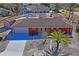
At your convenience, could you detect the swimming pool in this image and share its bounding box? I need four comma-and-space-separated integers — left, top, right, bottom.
6, 27, 44, 40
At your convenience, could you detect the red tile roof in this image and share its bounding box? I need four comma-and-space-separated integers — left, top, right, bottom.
0, 16, 20, 26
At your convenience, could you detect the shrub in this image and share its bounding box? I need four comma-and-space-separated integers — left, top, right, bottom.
61, 11, 70, 16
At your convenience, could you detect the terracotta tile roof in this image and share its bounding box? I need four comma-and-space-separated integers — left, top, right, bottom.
0, 16, 20, 26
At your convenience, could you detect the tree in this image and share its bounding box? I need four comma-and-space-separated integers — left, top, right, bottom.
62, 3, 78, 21
62, 4, 79, 33
13, 4, 23, 15
49, 3, 59, 17
43, 31, 70, 56
67, 4, 76, 21
0, 3, 23, 16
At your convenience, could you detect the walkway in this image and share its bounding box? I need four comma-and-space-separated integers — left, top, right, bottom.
0, 40, 26, 56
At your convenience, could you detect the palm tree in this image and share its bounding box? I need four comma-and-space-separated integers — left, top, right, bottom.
44, 31, 70, 56
63, 3, 78, 22
49, 4, 56, 17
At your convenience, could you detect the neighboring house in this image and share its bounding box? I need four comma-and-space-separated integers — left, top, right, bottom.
0, 20, 16, 39
23, 4, 49, 13
0, 20, 16, 33
23, 4, 49, 17
0, 16, 20, 26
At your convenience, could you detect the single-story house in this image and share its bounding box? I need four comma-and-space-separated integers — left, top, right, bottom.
12, 18, 73, 36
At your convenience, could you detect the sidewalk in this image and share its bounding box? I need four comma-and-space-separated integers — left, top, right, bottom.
0, 40, 26, 56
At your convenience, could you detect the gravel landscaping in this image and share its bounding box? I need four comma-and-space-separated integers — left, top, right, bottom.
22, 36, 79, 56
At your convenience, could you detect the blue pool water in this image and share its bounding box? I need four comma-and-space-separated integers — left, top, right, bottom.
6, 27, 44, 40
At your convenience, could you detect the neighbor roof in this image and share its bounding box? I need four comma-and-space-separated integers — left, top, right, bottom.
26, 4, 49, 13
0, 16, 20, 26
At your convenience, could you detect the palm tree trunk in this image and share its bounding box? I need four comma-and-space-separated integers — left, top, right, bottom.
53, 41, 59, 56
56, 41, 59, 52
